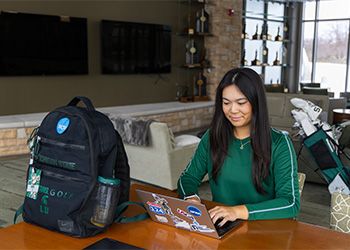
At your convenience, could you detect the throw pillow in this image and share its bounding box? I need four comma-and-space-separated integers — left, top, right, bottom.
174, 135, 200, 148
330, 192, 350, 233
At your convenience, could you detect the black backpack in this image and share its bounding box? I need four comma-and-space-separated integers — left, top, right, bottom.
14, 96, 147, 237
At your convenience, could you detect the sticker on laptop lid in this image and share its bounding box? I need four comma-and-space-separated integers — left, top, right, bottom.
147, 201, 165, 215
187, 206, 202, 217
155, 215, 168, 223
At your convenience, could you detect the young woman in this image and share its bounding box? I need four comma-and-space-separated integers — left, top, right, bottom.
177, 68, 300, 227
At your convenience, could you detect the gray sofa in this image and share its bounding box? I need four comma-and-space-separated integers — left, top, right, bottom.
266, 93, 347, 184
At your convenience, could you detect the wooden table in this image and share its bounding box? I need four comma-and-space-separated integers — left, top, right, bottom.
333, 108, 350, 123
1, 183, 350, 249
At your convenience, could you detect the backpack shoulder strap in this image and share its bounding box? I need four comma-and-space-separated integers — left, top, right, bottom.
14, 203, 24, 224
114, 201, 149, 223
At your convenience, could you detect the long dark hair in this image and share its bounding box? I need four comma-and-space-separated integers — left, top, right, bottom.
209, 68, 271, 194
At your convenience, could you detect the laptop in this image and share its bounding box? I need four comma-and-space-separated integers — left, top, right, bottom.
136, 189, 242, 239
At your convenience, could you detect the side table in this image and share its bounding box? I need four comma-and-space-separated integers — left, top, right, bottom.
333, 108, 350, 124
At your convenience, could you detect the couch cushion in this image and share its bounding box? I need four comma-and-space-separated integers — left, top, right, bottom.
266, 93, 286, 117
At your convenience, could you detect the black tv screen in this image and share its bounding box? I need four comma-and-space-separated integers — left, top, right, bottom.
0, 11, 88, 76
101, 20, 171, 74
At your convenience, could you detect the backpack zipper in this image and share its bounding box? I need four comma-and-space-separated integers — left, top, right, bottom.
39, 136, 86, 151
42, 169, 83, 183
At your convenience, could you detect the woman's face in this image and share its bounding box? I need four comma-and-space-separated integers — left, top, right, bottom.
222, 84, 252, 130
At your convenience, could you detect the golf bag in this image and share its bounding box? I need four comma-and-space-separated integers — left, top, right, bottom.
291, 98, 350, 194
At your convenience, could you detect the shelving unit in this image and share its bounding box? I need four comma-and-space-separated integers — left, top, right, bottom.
178, 0, 212, 101
241, 0, 290, 86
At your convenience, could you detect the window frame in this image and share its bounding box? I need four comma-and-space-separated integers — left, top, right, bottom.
301, 0, 350, 92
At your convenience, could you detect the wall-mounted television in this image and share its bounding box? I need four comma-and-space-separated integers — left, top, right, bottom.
101, 20, 171, 74
0, 11, 88, 76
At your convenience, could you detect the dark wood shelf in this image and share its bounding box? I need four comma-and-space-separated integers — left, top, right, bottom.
182, 64, 202, 69
244, 64, 288, 67
242, 38, 289, 43
179, 0, 215, 6
177, 32, 214, 37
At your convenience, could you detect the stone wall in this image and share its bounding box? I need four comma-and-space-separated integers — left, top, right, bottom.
0, 128, 35, 157
0, 105, 214, 157
137, 105, 214, 134
205, 0, 242, 99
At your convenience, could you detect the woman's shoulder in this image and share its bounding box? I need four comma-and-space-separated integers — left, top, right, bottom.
200, 129, 210, 142
270, 127, 292, 147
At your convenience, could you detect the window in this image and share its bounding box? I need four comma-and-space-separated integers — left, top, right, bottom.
300, 0, 350, 97
242, 0, 287, 85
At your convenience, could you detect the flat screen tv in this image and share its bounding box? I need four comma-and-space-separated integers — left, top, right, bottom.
101, 20, 171, 74
0, 11, 88, 76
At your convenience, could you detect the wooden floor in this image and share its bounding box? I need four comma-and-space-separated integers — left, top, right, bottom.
0, 155, 330, 229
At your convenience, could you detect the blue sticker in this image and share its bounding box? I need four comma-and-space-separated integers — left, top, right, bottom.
56, 117, 70, 134
147, 201, 165, 215
187, 206, 201, 217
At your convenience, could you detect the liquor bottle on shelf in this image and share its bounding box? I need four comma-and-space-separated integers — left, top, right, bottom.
251, 50, 261, 66
185, 39, 199, 66
252, 24, 259, 40
193, 71, 207, 97
273, 51, 281, 66
195, 8, 209, 33
241, 21, 249, 39
275, 26, 282, 41
241, 49, 248, 66
262, 44, 269, 65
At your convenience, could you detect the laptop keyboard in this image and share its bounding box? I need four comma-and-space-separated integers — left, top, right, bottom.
214, 218, 242, 237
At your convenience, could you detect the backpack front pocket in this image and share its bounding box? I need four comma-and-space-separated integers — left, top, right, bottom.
23, 164, 91, 235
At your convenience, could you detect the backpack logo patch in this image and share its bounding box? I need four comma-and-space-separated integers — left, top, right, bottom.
56, 117, 70, 134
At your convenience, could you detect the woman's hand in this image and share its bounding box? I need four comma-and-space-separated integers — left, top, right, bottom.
184, 197, 201, 204
209, 205, 248, 227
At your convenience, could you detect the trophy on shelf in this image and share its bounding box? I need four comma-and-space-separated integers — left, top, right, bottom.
261, 44, 269, 66
259, 23, 271, 40
185, 39, 199, 66
193, 72, 208, 101
275, 26, 283, 41
195, 8, 209, 34
241, 21, 249, 39
261, 23, 267, 40
283, 21, 289, 40
252, 24, 260, 40
241, 49, 248, 66
282, 44, 288, 65
273, 51, 281, 66
251, 50, 261, 66
200, 48, 211, 71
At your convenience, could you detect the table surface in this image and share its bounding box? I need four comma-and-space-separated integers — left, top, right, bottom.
1, 183, 349, 250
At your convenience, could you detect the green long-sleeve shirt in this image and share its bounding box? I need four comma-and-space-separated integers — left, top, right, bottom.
177, 128, 300, 220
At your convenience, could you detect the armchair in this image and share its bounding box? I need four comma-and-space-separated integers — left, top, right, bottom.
124, 122, 201, 190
